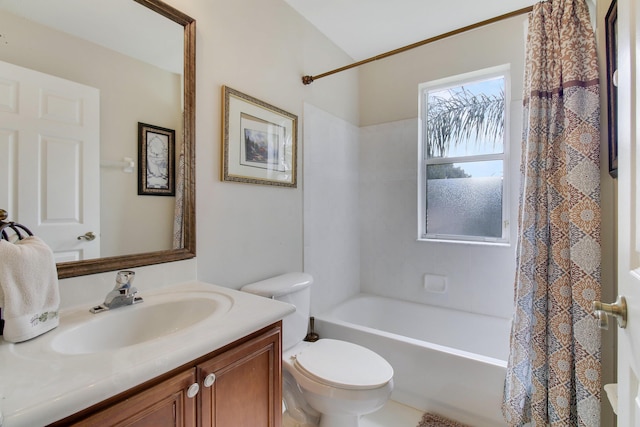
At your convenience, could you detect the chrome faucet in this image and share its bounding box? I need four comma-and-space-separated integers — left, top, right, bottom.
90, 270, 143, 313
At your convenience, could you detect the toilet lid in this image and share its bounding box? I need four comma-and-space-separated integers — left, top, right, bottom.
293, 339, 393, 390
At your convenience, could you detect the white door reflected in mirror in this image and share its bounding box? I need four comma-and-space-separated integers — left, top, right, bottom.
0, 60, 100, 262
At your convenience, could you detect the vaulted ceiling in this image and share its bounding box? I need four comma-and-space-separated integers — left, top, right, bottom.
283, 0, 538, 61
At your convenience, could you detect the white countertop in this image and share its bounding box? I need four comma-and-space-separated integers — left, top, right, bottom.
0, 281, 294, 427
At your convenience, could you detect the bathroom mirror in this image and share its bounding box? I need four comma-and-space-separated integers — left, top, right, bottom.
0, 0, 196, 278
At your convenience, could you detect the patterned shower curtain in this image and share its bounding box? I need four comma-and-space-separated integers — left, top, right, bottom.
502, 0, 601, 426
172, 151, 185, 249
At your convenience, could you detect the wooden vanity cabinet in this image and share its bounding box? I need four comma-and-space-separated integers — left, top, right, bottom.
199, 324, 281, 427
69, 369, 197, 427
49, 323, 282, 427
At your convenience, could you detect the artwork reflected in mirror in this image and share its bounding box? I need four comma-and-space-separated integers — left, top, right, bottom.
138, 122, 175, 196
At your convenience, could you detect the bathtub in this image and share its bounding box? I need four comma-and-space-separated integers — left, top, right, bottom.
314, 294, 511, 427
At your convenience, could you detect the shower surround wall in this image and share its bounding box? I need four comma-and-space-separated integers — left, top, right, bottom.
303, 16, 530, 321
359, 118, 519, 318
303, 107, 519, 319
356, 14, 530, 319
303, 103, 361, 315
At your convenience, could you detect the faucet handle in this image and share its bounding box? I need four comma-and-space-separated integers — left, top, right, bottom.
114, 270, 136, 290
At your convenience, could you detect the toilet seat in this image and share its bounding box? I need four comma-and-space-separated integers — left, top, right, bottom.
293, 339, 393, 390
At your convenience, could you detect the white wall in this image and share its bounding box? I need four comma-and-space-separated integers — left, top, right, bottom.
357, 16, 527, 319
303, 103, 361, 315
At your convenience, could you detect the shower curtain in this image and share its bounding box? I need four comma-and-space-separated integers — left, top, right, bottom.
502, 0, 601, 426
172, 151, 185, 249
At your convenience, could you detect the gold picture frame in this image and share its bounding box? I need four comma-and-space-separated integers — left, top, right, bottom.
222, 86, 297, 187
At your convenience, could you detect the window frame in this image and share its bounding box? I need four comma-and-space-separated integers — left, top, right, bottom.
417, 65, 511, 245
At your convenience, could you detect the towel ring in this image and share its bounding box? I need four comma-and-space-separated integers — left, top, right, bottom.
0, 222, 34, 241
0, 209, 34, 241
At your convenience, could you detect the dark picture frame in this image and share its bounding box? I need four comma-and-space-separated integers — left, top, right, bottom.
138, 122, 175, 196
222, 86, 297, 187
605, 0, 618, 178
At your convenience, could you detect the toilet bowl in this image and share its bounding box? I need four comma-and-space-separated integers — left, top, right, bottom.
284, 340, 393, 427
241, 273, 394, 427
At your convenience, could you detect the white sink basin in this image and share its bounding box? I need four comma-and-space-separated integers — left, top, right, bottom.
51, 293, 232, 355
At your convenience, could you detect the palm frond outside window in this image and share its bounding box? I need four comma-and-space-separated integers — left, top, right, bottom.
426, 86, 505, 158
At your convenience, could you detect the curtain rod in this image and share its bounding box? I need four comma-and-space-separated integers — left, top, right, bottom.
301, 5, 534, 85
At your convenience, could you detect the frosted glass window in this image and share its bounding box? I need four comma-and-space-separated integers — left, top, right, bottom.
426, 162, 503, 238
418, 66, 510, 243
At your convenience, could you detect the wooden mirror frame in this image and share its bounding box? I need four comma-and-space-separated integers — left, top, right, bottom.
56, 0, 196, 279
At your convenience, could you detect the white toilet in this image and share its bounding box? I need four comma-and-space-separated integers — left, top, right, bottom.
242, 273, 394, 427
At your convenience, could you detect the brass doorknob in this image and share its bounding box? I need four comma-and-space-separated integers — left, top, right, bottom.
77, 232, 96, 241
593, 296, 627, 329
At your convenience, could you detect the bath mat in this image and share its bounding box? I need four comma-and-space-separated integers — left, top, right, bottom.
417, 412, 471, 427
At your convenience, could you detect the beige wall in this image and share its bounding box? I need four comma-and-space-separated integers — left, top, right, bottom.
0, 11, 182, 257
164, 0, 360, 287
358, 16, 526, 127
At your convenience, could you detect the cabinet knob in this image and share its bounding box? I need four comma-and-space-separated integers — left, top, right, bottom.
204, 373, 216, 387
186, 382, 200, 398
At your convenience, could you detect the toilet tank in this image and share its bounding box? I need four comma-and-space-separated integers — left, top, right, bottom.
241, 273, 313, 351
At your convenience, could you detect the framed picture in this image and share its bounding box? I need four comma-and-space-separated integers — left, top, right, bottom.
138, 122, 175, 196
222, 86, 297, 187
605, 0, 618, 178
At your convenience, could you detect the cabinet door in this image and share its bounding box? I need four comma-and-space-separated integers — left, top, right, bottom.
199, 326, 282, 427
70, 369, 197, 427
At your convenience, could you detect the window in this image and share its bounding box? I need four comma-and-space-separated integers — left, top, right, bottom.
418, 65, 510, 243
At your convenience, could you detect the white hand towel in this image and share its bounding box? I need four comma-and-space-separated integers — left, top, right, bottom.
0, 236, 60, 343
